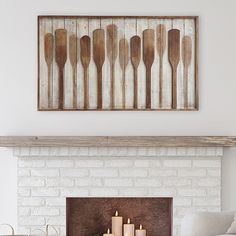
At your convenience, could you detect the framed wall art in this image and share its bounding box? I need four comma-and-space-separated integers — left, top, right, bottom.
38, 16, 198, 111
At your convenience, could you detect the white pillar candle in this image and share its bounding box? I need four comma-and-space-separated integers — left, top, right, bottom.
112, 211, 123, 236
124, 218, 134, 236
103, 228, 114, 236
135, 225, 146, 236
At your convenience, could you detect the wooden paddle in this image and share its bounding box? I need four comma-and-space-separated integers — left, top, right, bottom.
182, 36, 192, 109
69, 34, 78, 109
143, 29, 155, 109
80, 35, 91, 109
156, 24, 166, 108
44, 33, 53, 109
107, 24, 118, 109
131, 36, 141, 109
93, 29, 105, 109
168, 29, 180, 109
55, 29, 67, 110
119, 38, 129, 109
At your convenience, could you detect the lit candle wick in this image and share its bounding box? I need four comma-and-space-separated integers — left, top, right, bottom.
140, 225, 143, 230
127, 218, 131, 224
107, 228, 110, 234
115, 211, 119, 216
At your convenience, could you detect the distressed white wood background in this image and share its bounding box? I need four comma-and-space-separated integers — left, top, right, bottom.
38, 16, 197, 111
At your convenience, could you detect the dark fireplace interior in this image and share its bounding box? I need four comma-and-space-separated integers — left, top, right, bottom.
66, 197, 173, 236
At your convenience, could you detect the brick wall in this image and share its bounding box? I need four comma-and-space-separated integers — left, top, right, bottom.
15, 147, 223, 236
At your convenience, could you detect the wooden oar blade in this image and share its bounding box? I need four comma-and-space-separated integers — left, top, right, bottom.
55, 29, 67, 67
93, 29, 105, 69
80, 35, 91, 68
168, 29, 180, 67
119, 38, 129, 70
143, 29, 155, 68
107, 24, 118, 62
130, 35, 141, 68
44, 33, 54, 66
182, 35, 192, 67
69, 34, 78, 68
156, 24, 166, 57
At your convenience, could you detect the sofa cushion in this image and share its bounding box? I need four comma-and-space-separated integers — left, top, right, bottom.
181, 212, 236, 236
216, 235, 236, 236
227, 213, 236, 233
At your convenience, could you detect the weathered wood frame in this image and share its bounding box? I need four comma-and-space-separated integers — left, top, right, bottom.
38, 15, 199, 111
1, 136, 236, 147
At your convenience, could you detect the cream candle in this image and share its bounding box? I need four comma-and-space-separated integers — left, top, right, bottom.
123, 218, 134, 236
103, 228, 114, 236
135, 225, 146, 236
112, 211, 123, 236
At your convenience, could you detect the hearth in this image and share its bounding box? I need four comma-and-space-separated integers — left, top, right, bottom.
66, 198, 173, 236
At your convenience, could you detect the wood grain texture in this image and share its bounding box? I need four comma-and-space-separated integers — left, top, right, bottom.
67, 198, 173, 236
168, 29, 180, 109
69, 34, 78, 109
156, 24, 166, 108
119, 38, 129, 108
93, 29, 105, 109
44, 33, 54, 108
1, 136, 235, 147
143, 29, 155, 109
55, 29, 67, 110
80, 36, 91, 109
125, 18, 137, 109
107, 24, 118, 108
131, 36, 141, 109
182, 36, 192, 109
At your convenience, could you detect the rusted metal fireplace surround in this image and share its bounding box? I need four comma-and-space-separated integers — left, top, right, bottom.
66, 197, 173, 236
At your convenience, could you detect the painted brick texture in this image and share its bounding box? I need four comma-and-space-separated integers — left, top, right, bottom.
15, 147, 223, 236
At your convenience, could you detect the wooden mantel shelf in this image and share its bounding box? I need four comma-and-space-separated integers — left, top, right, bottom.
0, 136, 236, 147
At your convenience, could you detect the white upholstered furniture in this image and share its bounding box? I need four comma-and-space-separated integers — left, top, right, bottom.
181, 211, 236, 236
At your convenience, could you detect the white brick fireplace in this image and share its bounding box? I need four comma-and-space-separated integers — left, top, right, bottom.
15, 146, 222, 236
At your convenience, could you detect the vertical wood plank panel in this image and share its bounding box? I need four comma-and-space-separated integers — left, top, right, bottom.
64, 19, 77, 109
173, 19, 184, 109
136, 18, 148, 109
148, 18, 158, 109
88, 18, 101, 109
185, 19, 196, 109
52, 18, 65, 109
161, 19, 172, 109
113, 18, 125, 109
125, 18, 137, 109
39, 18, 52, 110
101, 18, 112, 109
77, 18, 89, 109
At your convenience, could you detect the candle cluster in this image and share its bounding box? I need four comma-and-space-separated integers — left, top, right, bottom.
103, 211, 146, 236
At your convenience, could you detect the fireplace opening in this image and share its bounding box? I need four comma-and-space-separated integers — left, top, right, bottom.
66, 198, 173, 236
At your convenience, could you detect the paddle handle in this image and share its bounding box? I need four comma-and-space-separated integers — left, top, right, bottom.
184, 67, 188, 109
133, 68, 138, 109
72, 66, 77, 109
58, 67, 64, 110
84, 68, 89, 109
146, 68, 151, 109
172, 67, 177, 109
110, 63, 115, 109
47, 65, 52, 109
122, 69, 126, 109
159, 56, 163, 108
97, 68, 103, 109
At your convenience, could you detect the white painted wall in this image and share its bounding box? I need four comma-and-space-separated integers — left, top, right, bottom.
222, 148, 236, 211
0, 149, 17, 229
0, 0, 236, 228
